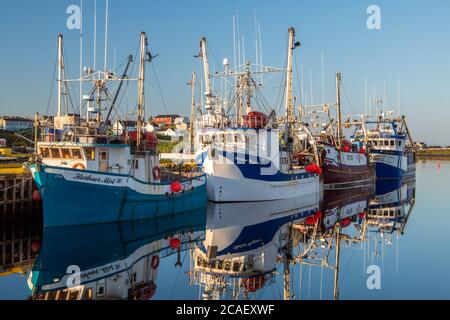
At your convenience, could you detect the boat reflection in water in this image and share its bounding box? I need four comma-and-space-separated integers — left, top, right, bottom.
293, 178, 416, 300
28, 208, 206, 300
190, 193, 320, 300
190, 178, 416, 300
367, 178, 416, 234
23, 178, 416, 300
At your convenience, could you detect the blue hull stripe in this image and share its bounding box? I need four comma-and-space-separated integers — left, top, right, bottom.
32, 165, 207, 227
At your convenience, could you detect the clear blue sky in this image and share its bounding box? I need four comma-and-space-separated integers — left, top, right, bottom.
0, 0, 449, 144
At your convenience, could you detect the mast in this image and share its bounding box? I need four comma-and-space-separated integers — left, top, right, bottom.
190, 72, 196, 152
57, 34, 64, 117
335, 73, 343, 148
285, 27, 295, 128
137, 32, 147, 144
200, 37, 214, 113
333, 224, 341, 300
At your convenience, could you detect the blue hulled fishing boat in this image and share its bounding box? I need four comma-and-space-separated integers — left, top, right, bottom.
29, 32, 206, 227
355, 114, 416, 179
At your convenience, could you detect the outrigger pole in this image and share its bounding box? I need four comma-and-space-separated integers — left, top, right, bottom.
335, 73, 343, 149
285, 27, 295, 134
57, 34, 64, 117
136, 32, 148, 144
190, 72, 196, 153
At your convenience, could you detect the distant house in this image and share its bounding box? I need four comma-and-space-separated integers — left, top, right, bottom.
160, 128, 187, 142
414, 142, 428, 150
144, 122, 157, 132
174, 116, 190, 130
152, 114, 180, 127
112, 120, 137, 135
0, 116, 33, 132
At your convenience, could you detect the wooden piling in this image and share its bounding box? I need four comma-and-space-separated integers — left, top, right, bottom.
0, 172, 36, 219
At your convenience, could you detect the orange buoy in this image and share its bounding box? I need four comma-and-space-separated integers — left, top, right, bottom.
32, 190, 41, 202
314, 211, 323, 219
305, 216, 317, 226
72, 163, 86, 170
341, 217, 352, 227
31, 240, 41, 253
169, 237, 181, 249
170, 181, 183, 193
306, 163, 319, 173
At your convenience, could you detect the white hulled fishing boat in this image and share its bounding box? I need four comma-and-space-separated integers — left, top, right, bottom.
194, 28, 320, 202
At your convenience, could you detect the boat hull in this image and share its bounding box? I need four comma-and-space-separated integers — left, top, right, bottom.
30, 164, 207, 227
206, 174, 320, 202
197, 149, 320, 202
321, 146, 375, 189
323, 163, 375, 189
371, 151, 416, 179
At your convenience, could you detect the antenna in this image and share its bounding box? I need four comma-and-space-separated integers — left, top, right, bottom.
236, 8, 241, 68
254, 11, 259, 68
321, 52, 325, 107
242, 36, 245, 63
397, 78, 400, 117
365, 77, 368, 115
232, 15, 236, 68
79, 0, 83, 117
104, 0, 109, 74
94, 0, 97, 71
383, 80, 387, 115
310, 69, 313, 106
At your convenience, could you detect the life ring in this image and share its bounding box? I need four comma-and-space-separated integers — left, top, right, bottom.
151, 255, 160, 269
152, 166, 161, 180
72, 163, 86, 170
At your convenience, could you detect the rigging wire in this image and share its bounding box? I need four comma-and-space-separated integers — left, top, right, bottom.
150, 63, 169, 115
45, 51, 58, 116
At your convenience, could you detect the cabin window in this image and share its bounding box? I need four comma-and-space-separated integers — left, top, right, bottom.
85, 148, 95, 161
134, 159, 139, 169
83, 288, 93, 300
39, 148, 50, 158
71, 149, 82, 160
384, 140, 389, 146
100, 151, 108, 161
398, 141, 402, 147
373, 140, 378, 146
61, 148, 71, 159
96, 284, 105, 297
390, 140, 395, 147
50, 148, 60, 158
68, 290, 79, 300
58, 291, 68, 300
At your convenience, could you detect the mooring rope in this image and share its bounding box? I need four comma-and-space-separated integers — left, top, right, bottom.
0, 177, 33, 193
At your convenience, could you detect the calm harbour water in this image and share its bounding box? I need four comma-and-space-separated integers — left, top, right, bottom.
1, 160, 449, 300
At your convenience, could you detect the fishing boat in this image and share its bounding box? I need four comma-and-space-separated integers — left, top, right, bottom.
28, 32, 206, 227
367, 178, 416, 234
320, 185, 374, 231
29, 208, 206, 300
301, 74, 375, 190
194, 27, 320, 202
191, 195, 319, 300
362, 114, 416, 179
